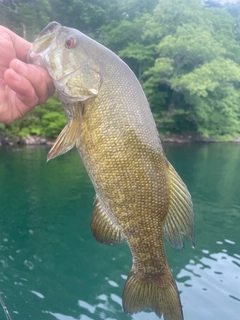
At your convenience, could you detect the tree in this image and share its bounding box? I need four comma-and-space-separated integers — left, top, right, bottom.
0, 0, 52, 40
47, 0, 120, 36
142, 0, 240, 138
2, 0, 240, 140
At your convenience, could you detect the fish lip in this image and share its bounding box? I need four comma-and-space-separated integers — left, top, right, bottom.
27, 50, 44, 66
37, 21, 61, 39
27, 21, 62, 66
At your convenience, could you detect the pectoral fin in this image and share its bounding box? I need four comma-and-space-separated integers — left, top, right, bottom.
47, 108, 82, 161
163, 162, 194, 249
91, 196, 123, 245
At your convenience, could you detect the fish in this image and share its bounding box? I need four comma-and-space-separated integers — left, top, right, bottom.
28, 21, 194, 320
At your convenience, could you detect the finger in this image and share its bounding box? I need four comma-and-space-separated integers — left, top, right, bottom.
0, 26, 31, 62
10, 59, 55, 103
0, 69, 38, 124
4, 68, 39, 108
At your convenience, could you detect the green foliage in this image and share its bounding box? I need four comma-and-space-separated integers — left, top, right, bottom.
2, 95, 65, 139
0, 0, 52, 39
41, 111, 66, 137
141, 0, 240, 138
2, 0, 240, 140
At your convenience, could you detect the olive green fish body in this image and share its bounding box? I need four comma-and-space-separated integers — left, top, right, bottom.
28, 22, 194, 320
77, 81, 185, 319
77, 72, 167, 249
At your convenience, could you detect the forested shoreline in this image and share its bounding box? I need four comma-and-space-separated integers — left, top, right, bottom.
1, 0, 240, 142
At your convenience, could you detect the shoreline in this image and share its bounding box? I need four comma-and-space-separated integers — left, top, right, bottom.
1, 134, 240, 147
0, 135, 55, 147
161, 134, 240, 143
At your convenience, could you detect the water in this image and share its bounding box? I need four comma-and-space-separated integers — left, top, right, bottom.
0, 143, 239, 320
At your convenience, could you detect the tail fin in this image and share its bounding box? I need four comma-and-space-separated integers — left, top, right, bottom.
122, 268, 183, 320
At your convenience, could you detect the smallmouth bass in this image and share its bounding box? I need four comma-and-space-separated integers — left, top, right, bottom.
28, 22, 194, 320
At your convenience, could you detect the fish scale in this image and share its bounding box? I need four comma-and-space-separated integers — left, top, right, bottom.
28, 21, 194, 320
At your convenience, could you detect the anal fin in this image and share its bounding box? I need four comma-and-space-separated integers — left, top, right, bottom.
91, 197, 123, 245
163, 162, 194, 249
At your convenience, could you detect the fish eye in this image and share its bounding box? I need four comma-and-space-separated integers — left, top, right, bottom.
65, 37, 76, 49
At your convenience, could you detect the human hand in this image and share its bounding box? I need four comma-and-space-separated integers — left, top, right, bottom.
0, 26, 55, 124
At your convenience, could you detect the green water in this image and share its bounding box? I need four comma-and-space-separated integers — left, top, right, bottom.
0, 143, 239, 320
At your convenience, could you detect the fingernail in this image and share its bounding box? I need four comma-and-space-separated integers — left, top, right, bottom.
11, 70, 22, 82
15, 60, 28, 76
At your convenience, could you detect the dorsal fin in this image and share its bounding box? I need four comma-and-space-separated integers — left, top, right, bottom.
163, 162, 194, 249
91, 196, 123, 245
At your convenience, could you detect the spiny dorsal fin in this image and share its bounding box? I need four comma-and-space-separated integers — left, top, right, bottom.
47, 108, 82, 161
91, 196, 123, 245
163, 162, 194, 249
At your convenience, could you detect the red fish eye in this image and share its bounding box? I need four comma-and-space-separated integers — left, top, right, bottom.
65, 37, 76, 49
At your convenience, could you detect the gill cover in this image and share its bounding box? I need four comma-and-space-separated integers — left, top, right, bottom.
28, 22, 102, 103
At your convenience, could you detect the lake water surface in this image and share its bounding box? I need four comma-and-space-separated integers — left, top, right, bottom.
0, 143, 239, 320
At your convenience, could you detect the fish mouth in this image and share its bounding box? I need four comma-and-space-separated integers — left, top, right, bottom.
27, 21, 62, 66
28, 21, 87, 103
37, 21, 61, 39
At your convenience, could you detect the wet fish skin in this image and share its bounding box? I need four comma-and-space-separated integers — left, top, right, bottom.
28, 22, 194, 320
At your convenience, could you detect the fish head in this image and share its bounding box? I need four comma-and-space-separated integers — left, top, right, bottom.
28, 21, 101, 104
